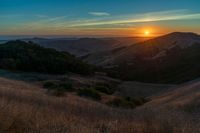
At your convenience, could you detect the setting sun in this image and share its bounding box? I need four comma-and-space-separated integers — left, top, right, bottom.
144, 30, 150, 36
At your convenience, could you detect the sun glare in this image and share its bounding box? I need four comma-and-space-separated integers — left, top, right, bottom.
144, 30, 150, 36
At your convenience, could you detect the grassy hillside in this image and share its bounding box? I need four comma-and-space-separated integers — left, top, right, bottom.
0, 40, 94, 75
117, 81, 175, 97
106, 43, 200, 84
0, 77, 199, 132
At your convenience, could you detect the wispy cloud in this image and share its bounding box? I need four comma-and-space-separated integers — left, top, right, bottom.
68, 9, 200, 27
88, 12, 110, 16
22, 16, 68, 28
46, 16, 67, 22
2, 9, 200, 35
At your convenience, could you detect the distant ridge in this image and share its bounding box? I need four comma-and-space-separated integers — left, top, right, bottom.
84, 32, 200, 83
84, 32, 200, 66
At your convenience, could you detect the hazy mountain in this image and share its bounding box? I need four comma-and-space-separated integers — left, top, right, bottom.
21, 37, 150, 57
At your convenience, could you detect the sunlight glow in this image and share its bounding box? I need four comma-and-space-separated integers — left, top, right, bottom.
144, 30, 150, 36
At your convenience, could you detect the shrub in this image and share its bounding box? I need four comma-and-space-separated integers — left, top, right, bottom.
107, 97, 149, 109
43, 81, 58, 89
48, 88, 66, 97
106, 98, 136, 109
94, 82, 116, 95
128, 97, 149, 106
95, 85, 115, 95
43, 81, 74, 96
77, 88, 101, 100
59, 82, 73, 92
95, 82, 110, 87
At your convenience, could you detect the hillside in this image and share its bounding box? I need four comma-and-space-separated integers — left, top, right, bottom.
0, 40, 93, 75
0, 75, 199, 132
144, 79, 200, 118
84, 32, 200, 83
84, 32, 200, 65
117, 81, 175, 97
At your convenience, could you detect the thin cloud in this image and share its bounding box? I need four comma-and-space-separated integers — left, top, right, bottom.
3, 9, 200, 34
89, 12, 110, 16
68, 9, 200, 27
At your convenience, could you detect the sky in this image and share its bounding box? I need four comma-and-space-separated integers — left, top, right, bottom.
0, 0, 200, 37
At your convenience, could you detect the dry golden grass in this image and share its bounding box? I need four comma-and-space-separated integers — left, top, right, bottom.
0, 77, 199, 133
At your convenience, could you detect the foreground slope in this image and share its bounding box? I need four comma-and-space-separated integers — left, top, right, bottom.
0, 76, 199, 132
146, 79, 200, 111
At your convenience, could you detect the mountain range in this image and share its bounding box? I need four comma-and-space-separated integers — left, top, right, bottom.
21, 37, 150, 56
1, 32, 200, 84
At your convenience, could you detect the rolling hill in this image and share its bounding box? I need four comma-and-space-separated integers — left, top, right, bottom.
0, 40, 93, 75
0, 74, 199, 132
84, 32, 200, 66
143, 79, 200, 122
84, 32, 200, 83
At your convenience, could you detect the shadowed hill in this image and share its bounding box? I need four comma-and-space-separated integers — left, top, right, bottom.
0, 40, 94, 75
84, 32, 200, 66
84, 32, 200, 83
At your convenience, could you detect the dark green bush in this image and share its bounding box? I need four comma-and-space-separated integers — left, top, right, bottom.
77, 88, 101, 100
95, 82, 111, 88
107, 97, 149, 109
106, 98, 136, 109
59, 82, 73, 92
48, 88, 66, 97
44, 81, 74, 97
125, 97, 144, 106
95, 85, 115, 95
43, 81, 58, 89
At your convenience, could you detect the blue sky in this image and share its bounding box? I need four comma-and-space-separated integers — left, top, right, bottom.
0, 0, 200, 36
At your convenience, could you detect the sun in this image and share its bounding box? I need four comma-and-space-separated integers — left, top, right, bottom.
144, 30, 150, 36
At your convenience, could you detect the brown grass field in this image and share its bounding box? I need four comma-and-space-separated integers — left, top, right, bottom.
0, 77, 199, 133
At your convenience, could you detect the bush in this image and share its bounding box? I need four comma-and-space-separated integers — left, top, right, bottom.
106, 98, 136, 109
94, 82, 116, 95
48, 88, 66, 97
77, 88, 101, 100
43, 81, 58, 89
59, 82, 73, 92
125, 97, 147, 106
107, 97, 149, 109
95, 85, 115, 95
43, 81, 74, 97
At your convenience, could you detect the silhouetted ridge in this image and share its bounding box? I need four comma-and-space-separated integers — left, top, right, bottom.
160, 32, 200, 39
0, 40, 94, 74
